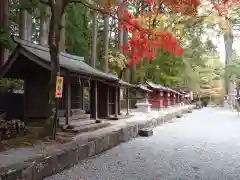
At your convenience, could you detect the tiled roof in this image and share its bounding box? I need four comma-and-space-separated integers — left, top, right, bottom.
14, 37, 119, 81
146, 81, 183, 95
135, 84, 152, 92
146, 81, 167, 91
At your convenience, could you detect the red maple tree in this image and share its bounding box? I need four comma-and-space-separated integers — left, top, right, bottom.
116, 0, 238, 66
117, 0, 200, 66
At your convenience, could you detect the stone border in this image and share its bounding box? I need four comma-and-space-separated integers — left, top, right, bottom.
0, 106, 194, 180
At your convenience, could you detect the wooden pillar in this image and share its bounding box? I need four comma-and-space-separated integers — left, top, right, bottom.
115, 86, 118, 118
81, 85, 84, 110
65, 74, 71, 125
23, 80, 27, 121
118, 88, 121, 114
126, 87, 129, 115
106, 86, 109, 117
167, 92, 170, 107
90, 80, 98, 119
173, 94, 176, 105
95, 81, 98, 119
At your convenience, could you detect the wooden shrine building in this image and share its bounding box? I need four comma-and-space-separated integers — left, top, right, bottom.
146, 82, 168, 108
146, 82, 183, 108
0, 37, 132, 125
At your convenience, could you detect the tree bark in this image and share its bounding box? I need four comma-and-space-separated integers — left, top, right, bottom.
59, 13, 66, 52
40, 6, 50, 46
103, 14, 109, 73
0, 0, 8, 68
19, 0, 32, 41
117, 0, 123, 49
123, 29, 129, 82
91, 11, 97, 68
224, 31, 233, 99
47, 0, 69, 137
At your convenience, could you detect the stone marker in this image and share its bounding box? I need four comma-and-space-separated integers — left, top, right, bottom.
138, 128, 153, 137
176, 114, 183, 118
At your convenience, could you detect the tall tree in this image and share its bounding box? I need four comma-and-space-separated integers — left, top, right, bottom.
59, 13, 66, 52
46, 0, 69, 137
0, 0, 8, 68
39, 5, 50, 46
19, 0, 32, 41
103, 13, 109, 72
91, 10, 97, 67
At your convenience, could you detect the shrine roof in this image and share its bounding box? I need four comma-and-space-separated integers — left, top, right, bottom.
146, 81, 183, 95
0, 37, 132, 87
146, 81, 167, 91
135, 84, 152, 92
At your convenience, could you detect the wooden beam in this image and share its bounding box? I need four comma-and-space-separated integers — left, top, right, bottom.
90, 80, 98, 119
106, 86, 109, 117
118, 87, 120, 114
115, 86, 118, 118
94, 80, 98, 119
81, 85, 84, 110
65, 72, 71, 125
126, 87, 129, 115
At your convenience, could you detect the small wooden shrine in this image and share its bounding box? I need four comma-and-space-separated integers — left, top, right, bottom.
146, 82, 183, 108
0, 37, 132, 126
146, 82, 167, 109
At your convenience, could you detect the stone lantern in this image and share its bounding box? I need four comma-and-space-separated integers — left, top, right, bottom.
135, 84, 152, 113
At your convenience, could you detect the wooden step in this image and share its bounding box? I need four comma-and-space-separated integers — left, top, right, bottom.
58, 109, 86, 117
59, 119, 96, 126
59, 114, 90, 122
107, 114, 133, 120
71, 109, 85, 115
71, 114, 90, 120
58, 110, 66, 117
62, 122, 111, 134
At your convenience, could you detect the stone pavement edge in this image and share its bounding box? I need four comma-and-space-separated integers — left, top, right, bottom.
0, 105, 195, 180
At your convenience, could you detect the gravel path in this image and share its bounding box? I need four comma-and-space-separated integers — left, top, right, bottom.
45, 107, 240, 180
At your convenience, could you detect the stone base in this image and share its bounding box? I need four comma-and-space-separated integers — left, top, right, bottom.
136, 99, 152, 113
0, 105, 195, 180
187, 110, 192, 113
136, 103, 151, 113
139, 128, 153, 137
176, 114, 183, 118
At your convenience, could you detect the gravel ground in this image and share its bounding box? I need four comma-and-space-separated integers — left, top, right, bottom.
45, 107, 240, 180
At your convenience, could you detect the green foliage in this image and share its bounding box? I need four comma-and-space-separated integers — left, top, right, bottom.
0, 28, 15, 50
0, 78, 24, 89
227, 51, 240, 82
65, 3, 92, 61
108, 49, 127, 75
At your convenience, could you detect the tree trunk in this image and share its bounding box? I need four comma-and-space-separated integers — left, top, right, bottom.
59, 13, 65, 52
129, 30, 136, 84
19, 0, 32, 41
40, 6, 50, 46
91, 11, 97, 68
0, 0, 8, 69
117, 0, 123, 49
47, 0, 69, 137
103, 14, 109, 73
224, 31, 233, 104
123, 29, 129, 82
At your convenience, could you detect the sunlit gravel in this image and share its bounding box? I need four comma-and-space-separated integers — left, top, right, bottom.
45, 108, 240, 180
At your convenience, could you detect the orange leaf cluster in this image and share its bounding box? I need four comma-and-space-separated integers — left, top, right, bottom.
119, 7, 184, 66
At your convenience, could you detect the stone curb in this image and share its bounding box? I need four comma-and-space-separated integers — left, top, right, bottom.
0, 106, 194, 180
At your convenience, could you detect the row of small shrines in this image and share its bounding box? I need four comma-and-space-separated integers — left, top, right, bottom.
0, 37, 191, 124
